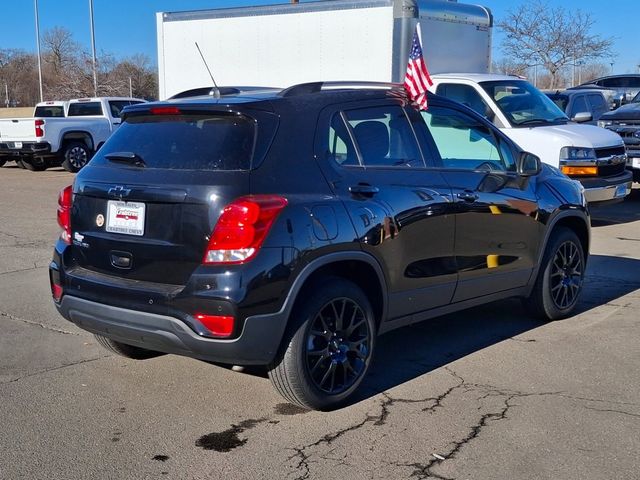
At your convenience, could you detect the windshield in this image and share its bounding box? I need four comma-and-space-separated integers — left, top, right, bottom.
481, 80, 568, 126
633, 91, 640, 103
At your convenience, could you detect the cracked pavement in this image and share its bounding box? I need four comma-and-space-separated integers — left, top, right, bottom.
0, 166, 639, 480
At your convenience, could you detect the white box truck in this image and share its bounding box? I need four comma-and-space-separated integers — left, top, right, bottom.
156, 0, 492, 99
156, 0, 630, 203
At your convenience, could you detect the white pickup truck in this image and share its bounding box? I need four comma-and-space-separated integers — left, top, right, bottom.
430, 74, 633, 204
0, 97, 145, 172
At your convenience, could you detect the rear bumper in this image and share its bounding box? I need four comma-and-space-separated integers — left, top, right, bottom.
579, 170, 633, 203
0, 142, 52, 157
56, 295, 287, 365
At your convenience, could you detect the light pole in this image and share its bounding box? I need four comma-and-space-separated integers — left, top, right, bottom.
89, 0, 98, 97
34, 0, 43, 102
129, 77, 132, 98
4, 83, 8, 108
610, 62, 614, 74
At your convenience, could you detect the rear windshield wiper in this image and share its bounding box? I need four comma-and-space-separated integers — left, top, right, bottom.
105, 151, 146, 167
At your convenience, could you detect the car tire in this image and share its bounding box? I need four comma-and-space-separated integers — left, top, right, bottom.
94, 334, 164, 360
523, 227, 585, 320
62, 142, 92, 173
21, 158, 47, 171
268, 277, 376, 411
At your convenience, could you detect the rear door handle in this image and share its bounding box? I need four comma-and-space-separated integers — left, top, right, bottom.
349, 184, 380, 197
457, 191, 479, 203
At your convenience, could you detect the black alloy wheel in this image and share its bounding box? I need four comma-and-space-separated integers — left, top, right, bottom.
549, 239, 583, 310
523, 227, 585, 320
305, 297, 371, 394
269, 277, 376, 410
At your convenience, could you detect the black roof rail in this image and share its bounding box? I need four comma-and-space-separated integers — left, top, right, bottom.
279, 81, 405, 97
169, 86, 279, 99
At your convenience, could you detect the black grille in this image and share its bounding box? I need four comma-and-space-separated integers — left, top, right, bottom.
595, 146, 626, 158
598, 162, 626, 177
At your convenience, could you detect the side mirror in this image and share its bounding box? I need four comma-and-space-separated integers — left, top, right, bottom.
518, 152, 541, 177
571, 111, 593, 123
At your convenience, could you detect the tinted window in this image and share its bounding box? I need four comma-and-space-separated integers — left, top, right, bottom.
435, 83, 490, 118
34, 106, 65, 117
421, 106, 514, 172
328, 113, 359, 166
91, 113, 255, 170
108, 100, 144, 118
343, 106, 424, 168
68, 102, 103, 116
571, 96, 589, 116
588, 94, 607, 112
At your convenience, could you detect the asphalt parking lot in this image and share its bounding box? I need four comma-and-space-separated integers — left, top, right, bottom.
0, 164, 638, 480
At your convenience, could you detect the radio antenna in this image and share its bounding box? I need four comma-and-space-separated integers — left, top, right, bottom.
195, 42, 220, 99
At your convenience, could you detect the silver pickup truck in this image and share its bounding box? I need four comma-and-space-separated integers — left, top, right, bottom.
0, 97, 145, 172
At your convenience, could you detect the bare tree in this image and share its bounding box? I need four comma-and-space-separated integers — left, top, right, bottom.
42, 27, 80, 74
491, 58, 529, 77
498, 0, 613, 89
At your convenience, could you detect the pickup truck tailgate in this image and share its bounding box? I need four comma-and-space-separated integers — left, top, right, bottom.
0, 118, 35, 141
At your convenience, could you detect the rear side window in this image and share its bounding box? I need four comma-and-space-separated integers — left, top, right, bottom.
92, 113, 255, 170
68, 102, 103, 116
341, 105, 424, 168
34, 106, 65, 117
547, 94, 569, 112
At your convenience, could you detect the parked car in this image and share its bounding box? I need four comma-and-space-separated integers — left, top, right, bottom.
576, 74, 640, 106
566, 84, 624, 110
430, 74, 631, 204
544, 89, 609, 124
0, 97, 145, 172
50, 82, 590, 410
598, 91, 640, 182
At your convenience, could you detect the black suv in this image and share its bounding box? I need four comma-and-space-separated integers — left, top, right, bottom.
50, 83, 590, 410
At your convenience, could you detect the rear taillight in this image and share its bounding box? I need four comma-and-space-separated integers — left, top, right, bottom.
194, 314, 235, 338
57, 185, 73, 244
35, 119, 45, 138
49, 270, 63, 302
203, 195, 288, 265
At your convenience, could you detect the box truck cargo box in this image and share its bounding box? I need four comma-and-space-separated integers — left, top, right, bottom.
156, 0, 492, 99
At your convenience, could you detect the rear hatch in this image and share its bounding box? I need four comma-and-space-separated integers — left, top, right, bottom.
68, 103, 277, 287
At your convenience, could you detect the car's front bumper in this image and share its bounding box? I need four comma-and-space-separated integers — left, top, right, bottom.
579, 170, 633, 203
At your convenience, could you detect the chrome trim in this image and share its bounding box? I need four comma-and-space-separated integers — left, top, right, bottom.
583, 181, 632, 203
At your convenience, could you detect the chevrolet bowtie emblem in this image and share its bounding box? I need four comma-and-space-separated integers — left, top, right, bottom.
108, 186, 131, 198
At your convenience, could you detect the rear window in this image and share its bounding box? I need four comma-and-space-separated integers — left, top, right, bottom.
91, 113, 256, 170
34, 106, 65, 117
108, 100, 144, 118
68, 102, 103, 116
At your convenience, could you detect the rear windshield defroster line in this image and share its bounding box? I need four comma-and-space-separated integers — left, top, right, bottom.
91, 112, 257, 171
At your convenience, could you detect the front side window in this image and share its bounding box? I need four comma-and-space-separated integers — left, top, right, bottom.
342, 105, 424, 168
570, 96, 589, 117
481, 80, 567, 126
421, 106, 515, 172
435, 83, 491, 118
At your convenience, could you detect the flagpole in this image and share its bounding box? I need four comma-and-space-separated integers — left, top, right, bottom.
89, 0, 98, 97
34, 0, 44, 102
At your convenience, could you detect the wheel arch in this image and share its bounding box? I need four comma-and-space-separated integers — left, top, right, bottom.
61, 131, 95, 151
285, 252, 388, 330
527, 210, 590, 292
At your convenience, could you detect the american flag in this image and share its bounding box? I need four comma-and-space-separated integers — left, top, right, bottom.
404, 24, 433, 110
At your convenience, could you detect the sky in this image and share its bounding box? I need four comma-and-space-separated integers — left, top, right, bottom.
0, 0, 638, 74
